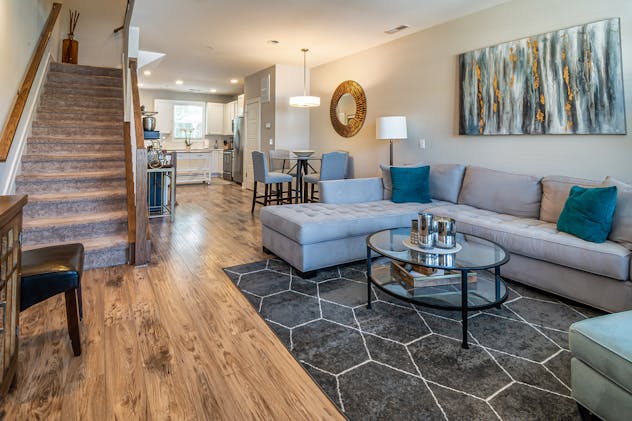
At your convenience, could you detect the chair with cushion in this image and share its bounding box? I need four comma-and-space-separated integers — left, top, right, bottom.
303, 151, 348, 202
569, 311, 632, 421
251, 151, 294, 213
20, 243, 84, 356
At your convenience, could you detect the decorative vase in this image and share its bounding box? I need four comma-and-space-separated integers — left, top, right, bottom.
62, 34, 78, 64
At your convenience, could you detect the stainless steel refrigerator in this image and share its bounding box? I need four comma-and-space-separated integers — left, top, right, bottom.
232, 116, 244, 184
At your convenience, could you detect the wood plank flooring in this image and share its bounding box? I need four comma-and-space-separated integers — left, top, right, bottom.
1, 183, 343, 420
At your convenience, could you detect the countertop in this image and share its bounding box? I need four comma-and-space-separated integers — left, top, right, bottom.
166, 148, 227, 153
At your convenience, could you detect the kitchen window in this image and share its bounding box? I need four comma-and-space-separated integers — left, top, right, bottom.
173, 103, 204, 139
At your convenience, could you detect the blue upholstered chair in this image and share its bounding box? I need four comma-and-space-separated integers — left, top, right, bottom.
303, 151, 348, 202
251, 151, 293, 213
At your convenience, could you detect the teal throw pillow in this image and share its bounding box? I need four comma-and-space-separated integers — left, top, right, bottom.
557, 185, 618, 243
390, 165, 431, 203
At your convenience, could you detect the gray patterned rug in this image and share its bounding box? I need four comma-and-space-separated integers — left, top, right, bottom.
223, 259, 602, 420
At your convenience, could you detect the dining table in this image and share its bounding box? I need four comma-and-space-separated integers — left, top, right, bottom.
284, 155, 321, 203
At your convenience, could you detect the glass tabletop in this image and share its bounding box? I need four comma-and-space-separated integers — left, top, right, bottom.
367, 228, 509, 271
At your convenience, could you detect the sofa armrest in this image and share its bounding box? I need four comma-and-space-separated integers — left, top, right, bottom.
319, 178, 384, 204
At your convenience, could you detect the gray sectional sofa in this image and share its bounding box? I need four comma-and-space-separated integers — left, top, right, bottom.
260, 164, 632, 313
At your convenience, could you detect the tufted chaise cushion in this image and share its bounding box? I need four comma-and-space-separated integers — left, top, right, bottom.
426, 202, 631, 281
260, 200, 446, 245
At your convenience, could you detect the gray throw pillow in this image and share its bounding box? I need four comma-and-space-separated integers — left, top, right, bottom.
458, 166, 542, 218
602, 176, 632, 249
540, 176, 603, 223
429, 164, 465, 203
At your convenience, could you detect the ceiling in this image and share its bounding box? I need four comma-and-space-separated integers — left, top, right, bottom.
131, 0, 510, 95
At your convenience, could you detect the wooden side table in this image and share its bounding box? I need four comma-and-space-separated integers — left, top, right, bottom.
0, 195, 27, 397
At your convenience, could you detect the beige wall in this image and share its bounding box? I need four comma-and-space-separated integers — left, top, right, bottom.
244, 65, 276, 154
0, 0, 55, 130
58, 0, 126, 68
310, 0, 632, 183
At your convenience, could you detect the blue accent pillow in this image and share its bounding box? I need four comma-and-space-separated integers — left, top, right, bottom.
557, 185, 618, 243
390, 166, 431, 203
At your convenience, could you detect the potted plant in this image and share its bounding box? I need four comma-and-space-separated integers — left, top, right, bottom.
62, 10, 80, 64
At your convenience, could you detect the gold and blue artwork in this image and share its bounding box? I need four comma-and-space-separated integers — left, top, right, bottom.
459, 19, 626, 135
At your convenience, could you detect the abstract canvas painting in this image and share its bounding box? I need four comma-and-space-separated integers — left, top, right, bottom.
459, 19, 626, 135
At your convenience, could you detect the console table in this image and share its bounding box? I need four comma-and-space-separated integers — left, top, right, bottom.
0, 195, 27, 396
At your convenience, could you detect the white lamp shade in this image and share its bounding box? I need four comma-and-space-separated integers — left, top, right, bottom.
376, 116, 407, 139
289, 95, 321, 107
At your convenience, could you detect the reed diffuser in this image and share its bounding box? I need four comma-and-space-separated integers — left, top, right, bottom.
62, 10, 80, 63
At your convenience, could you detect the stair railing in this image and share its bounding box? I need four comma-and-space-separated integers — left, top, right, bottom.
128, 58, 151, 265
0, 3, 62, 162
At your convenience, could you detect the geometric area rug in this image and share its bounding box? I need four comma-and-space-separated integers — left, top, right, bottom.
224, 259, 602, 421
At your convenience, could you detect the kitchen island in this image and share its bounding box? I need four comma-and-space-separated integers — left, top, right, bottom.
170, 148, 225, 184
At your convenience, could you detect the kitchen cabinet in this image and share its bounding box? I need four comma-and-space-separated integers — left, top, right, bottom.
175, 151, 211, 184
237, 94, 244, 117
154, 99, 174, 134
223, 100, 239, 135
211, 150, 223, 177
205, 102, 224, 135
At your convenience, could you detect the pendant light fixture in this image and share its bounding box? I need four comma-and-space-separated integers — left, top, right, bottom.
289, 48, 320, 108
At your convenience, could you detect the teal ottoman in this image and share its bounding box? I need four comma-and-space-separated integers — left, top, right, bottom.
569, 311, 632, 421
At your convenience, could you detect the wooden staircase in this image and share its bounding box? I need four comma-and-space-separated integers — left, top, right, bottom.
16, 62, 130, 269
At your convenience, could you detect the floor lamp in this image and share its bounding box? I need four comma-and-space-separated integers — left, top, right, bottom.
376, 116, 407, 166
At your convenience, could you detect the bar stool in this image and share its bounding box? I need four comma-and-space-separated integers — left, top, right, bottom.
303, 151, 348, 202
20, 243, 84, 356
251, 151, 293, 213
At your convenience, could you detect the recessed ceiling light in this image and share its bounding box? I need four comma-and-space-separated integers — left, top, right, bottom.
230, 79, 238, 84
137, 82, 143, 87
143, 70, 151, 76
175, 80, 183, 85
267, 40, 280, 45
210, 88, 217, 93
384, 24, 409, 35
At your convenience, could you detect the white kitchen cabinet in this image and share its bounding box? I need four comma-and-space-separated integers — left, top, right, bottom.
205, 102, 224, 135
237, 94, 244, 117
154, 99, 174, 134
211, 150, 223, 177
223, 100, 238, 135
175, 151, 211, 184
223, 102, 233, 135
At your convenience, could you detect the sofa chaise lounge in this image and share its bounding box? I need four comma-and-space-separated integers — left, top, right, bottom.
260, 164, 632, 313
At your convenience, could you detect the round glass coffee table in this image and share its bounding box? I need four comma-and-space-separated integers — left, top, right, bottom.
366, 227, 510, 348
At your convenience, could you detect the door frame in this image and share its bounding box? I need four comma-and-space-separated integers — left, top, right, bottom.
243, 97, 261, 190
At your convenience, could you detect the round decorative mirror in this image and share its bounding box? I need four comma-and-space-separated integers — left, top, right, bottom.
330, 80, 366, 137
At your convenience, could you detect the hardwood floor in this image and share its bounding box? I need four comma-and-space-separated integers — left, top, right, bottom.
1, 183, 343, 420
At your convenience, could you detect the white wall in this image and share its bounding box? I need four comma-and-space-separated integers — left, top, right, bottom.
58, 0, 126, 68
0, 0, 54, 129
274, 64, 310, 152
310, 0, 632, 183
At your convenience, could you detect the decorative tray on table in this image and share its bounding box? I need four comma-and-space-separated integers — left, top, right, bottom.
402, 238, 462, 254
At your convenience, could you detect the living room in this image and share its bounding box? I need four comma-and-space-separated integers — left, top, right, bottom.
0, 0, 630, 419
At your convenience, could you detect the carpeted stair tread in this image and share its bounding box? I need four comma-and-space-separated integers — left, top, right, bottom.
22, 233, 128, 252
28, 135, 123, 143
23, 210, 127, 229
47, 71, 123, 88
22, 234, 129, 269
28, 189, 126, 203
37, 105, 123, 115
17, 169, 125, 181
49, 62, 122, 77
32, 120, 123, 128
45, 81, 123, 92
22, 152, 124, 161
